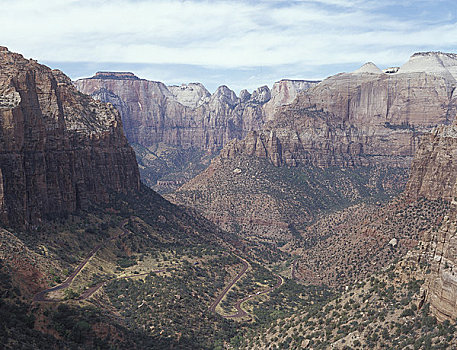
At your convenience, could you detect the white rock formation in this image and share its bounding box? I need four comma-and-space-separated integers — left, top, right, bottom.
168, 83, 211, 108
353, 62, 383, 74
397, 52, 457, 82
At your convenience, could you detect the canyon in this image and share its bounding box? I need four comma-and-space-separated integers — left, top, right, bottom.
169, 52, 457, 239
3, 46, 457, 348
75, 73, 318, 191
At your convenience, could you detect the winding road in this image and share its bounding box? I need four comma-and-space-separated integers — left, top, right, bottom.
33, 219, 285, 320
208, 257, 249, 313
209, 255, 284, 319
33, 220, 155, 303
224, 273, 284, 319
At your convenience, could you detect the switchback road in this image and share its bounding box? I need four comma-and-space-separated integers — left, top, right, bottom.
209, 255, 284, 319
33, 221, 131, 303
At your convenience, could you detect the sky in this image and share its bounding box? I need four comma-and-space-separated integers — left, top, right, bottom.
1, 0, 457, 93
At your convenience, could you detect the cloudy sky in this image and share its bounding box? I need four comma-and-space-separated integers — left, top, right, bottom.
1, 0, 456, 92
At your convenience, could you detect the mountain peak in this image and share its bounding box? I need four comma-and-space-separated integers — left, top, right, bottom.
412, 51, 457, 59
353, 62, 383, 74
398, 52, 457, 80
168, 82, 210, 108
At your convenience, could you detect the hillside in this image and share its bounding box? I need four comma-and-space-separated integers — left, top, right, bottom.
169, 51, 457, 241
168, 155, 408, 242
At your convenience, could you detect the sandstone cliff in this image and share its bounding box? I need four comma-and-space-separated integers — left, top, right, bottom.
404, 124, 457, 321
75, 73, 318, 191
0, 48, 140, 226
75, 74, 318, 153
220, 52, 457, 168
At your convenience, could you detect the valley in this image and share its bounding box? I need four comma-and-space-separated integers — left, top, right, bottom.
2, 44, 457, 350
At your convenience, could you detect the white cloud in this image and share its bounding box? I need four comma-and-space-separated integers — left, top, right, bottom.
0, 0, 456, 88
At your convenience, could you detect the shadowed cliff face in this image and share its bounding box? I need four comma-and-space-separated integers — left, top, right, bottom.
404, 124, 457, 321
0, 48, 140, 226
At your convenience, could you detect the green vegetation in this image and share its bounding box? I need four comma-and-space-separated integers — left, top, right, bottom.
244, 260, 457, 350
132, 142, 213, 194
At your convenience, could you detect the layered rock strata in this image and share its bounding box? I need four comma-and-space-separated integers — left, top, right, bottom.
221, 53, 457, 168
0, 48, 140, 226
405, 124, 457, 321
75, 74, 318, 153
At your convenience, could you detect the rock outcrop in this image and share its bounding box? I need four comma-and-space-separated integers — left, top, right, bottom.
405, 124, 457, 321
0, 48, 140, 226
168, 83, 211, 108
220, 52, 457, 168
75, 74, 319, 153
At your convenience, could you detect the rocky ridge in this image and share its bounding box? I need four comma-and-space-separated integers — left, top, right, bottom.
75, 73, 318, 191
220, 52, 457, 168
75, 73, 318, 153
0, 48, 140, 226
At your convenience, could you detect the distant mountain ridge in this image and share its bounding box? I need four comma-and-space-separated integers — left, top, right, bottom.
169, 51, 457, 239
219, 51, 457, 168
75, 73, 319, 151
75, 73, 319, 191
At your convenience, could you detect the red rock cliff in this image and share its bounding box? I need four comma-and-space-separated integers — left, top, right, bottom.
221, 53, 457, 168
404, 124, 457, 321
0, 48, 140, 226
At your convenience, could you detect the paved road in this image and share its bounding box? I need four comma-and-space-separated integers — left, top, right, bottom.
209, 255, 285, 319
77, 270, 165, 300
33, 220, 130, 303
224, 273, 284, 319
209, 257, 249, 313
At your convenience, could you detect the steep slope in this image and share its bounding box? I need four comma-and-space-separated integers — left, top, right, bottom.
0, 48, 140, 227
170, 52, 457, 239
169, 155, 408, 241
405, 124, 457, 321
221, 52, 457, 168
75, 74, 318, 192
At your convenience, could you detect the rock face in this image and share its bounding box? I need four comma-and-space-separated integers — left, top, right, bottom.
169, 52, 457, 240
0, 48, 140, 226
168, 83, 210, 108
75, 74, 318, 191
221, 52, 457, 168
406, 125, 457, 201
75, 75, 319, 153
263, 79, 320, 119
76, 75, 260, 152
405, 124, 457, 321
